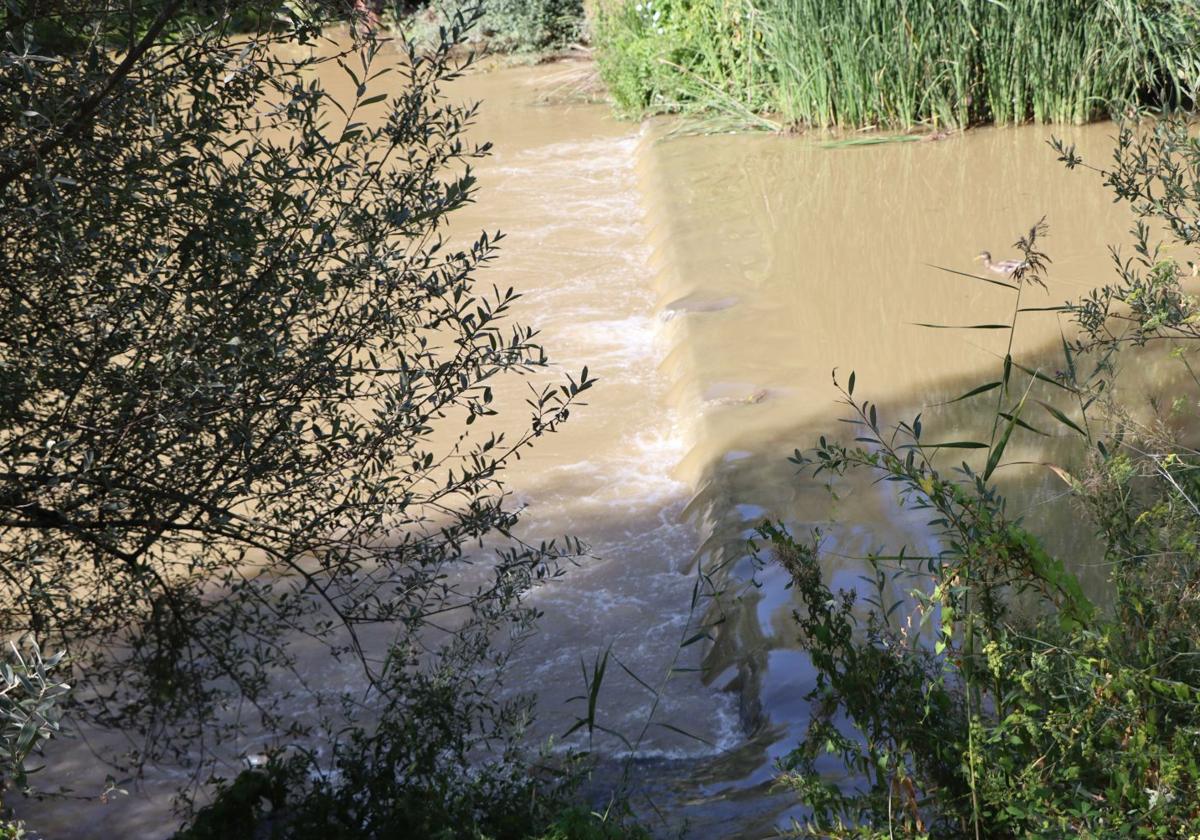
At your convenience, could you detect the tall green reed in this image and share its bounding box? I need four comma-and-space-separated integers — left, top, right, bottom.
596, 0, 1200, 130
758, 0, 976, 129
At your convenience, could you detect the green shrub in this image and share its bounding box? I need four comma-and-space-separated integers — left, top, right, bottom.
480, 0, 585, 50
174, 630, 648, 839
176, 742, 647, 839
1, 0, 597, 773
396, 0, 585, 54
769, 524, 1200, 837
594, 0, 769, 120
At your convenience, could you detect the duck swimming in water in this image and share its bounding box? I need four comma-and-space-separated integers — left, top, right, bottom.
976, 251, 1027, 276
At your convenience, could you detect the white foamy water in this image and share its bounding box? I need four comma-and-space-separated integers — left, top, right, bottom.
447, 101, 743, 760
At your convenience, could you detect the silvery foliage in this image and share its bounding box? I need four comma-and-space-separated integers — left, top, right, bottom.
0, 638, 69, 791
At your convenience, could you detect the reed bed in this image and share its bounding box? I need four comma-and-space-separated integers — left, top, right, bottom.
594, 0, 1200, 129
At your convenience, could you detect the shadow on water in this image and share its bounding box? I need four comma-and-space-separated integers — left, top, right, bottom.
653, 342, 1197, 838
491, 320, 1196, 840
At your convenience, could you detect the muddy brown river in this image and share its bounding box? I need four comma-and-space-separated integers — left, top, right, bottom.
20, 36, 1191, 839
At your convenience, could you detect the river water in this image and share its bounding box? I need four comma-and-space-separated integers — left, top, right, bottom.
21, 39, 1192, 839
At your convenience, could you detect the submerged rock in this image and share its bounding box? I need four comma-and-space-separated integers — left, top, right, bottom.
660, 293, 739, 321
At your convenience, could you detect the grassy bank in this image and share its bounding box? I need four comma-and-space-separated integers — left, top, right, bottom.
593, 0, 1200, 129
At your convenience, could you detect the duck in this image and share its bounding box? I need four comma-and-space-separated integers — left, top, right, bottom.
976, 251, 1027, 276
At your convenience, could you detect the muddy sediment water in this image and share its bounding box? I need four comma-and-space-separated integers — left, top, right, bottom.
21, 39, 1194, 839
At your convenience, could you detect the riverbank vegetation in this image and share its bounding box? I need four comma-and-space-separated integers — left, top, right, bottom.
393, 0, 586, 55
764, 114, 1200, 836
0, 1, 633, 836
594, 0, 1200, 130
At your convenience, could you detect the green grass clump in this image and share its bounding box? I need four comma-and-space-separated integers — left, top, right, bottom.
472, 0, 586, 52
594, 0, 1200, 129
594, 0, 771, 119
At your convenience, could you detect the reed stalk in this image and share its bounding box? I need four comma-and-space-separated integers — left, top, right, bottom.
596, 0, 1200, 129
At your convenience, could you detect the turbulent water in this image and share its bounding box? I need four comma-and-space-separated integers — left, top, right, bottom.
21, 38, 1194, 839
